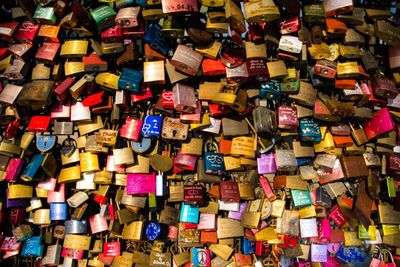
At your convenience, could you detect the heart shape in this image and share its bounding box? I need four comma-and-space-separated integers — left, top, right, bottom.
162, 91, 174, 101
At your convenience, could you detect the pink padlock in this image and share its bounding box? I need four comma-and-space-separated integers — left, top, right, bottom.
89, 214, 108, 234
259, 177, 276, 201
368, 247, 383, 267
324, 254, 341, 267
319, 218, 331, 242
37, 177, 57, 191
126, 173, 156, 195
383, 249, 397, 267
106, 155, 125, 173
3, 158, 24, 182
47, 184, 66, 203
228, 202, 248, 221
363, 108, 394, 140
327, 243, 340, 254
174, 150, 197, 171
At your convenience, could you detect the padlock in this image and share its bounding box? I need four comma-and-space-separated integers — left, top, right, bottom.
33, 5, 56, 24
118, 68, 143, 93
173, 83, 197, 113
174, 150, 197, 171
299, 119, 321, 142
203, 140, 225, 174
16, 21, 40, 43
259, 81, 281, 100
120, 115, 143, 141
161, 117, 189, 140
278, 105, 299, 129
115, 7, 140, 28
20, 236, 44, 257
90, 5, 117, 33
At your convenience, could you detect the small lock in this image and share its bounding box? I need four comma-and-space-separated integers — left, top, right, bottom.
203, 140, 225, 174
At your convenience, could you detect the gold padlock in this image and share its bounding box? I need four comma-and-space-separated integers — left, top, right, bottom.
336, 61, 359, 78
339, 45, 361, 59
198, 82, 223, 101
33, 209, 50, 225
60, 40, 89, 57
230, 136, 255, 158
80, 152, 100, 172
126, 155, 150, 173
206, 17, 229, 34
267, 60, 288, 79
95, 72, 119, 90
58, 165, 81, 183
314, 127, 335, 153
64, 60, 85, 76
78, 116, 104, 136
195, 41, 222, 59
144, 61, 165, 84
245, 42, 267, 59
8, 184, 33, 199
243, 0, 280, 23
181, 138, 203, 156
63, 234, 91, 250
121, 221, 143, 240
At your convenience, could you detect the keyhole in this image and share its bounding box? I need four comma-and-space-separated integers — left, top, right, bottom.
172, 130, 177, 137
44, 137, 48, 147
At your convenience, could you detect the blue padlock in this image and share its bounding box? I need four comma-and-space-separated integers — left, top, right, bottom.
299, 119, 321, 142
180, 202, 199, 224
241, 237, 255, 255
21, 236, 44, 258
144, 23, 170, 55
36, 135, 57, 152
259, 81, 281, 100
204, 141, 225, 174
50, 203, 68, 221
336, 246, 370, 266
141, 115, 163, 137
64, 220, 88, 234
115, 0, 135, 8
135, 0, 147, 6
191, 247, 211, 267
118, 68, 143, 93
296, 157, 313, 166
21, 153, 45, 182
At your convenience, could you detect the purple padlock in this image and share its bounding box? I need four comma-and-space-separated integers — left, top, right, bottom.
6, 191, 28, 208
311, 243, 328, 262
228, 202, 248, 221
257, 153, 277, 174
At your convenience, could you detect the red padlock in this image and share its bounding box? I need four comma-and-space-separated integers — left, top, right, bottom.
119, 116, 143, 141
255, 241, 271, 256
4, 120, 20, 140
82, 91, 104, 107
131, 86, 153, 103
101, 25, 123, 43
103, 241, 121, 257
9, 207, 25, 225
93, 194, 108, 205
161, 90, 174, 109
278, 105, 299, 129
